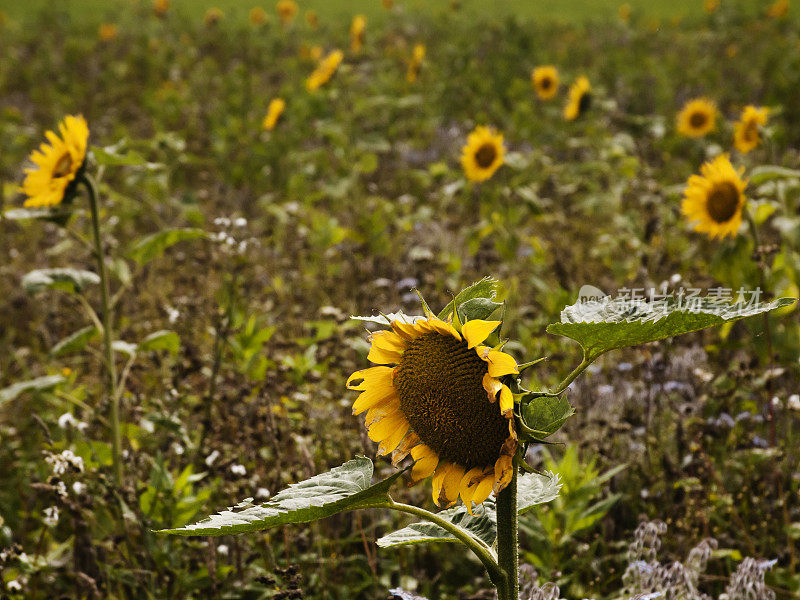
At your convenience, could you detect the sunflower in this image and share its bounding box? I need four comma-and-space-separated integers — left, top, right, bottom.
276, 0, 298, 25
681, 154, 747, 240
460, 126, 505, 183
305, 50, 344, 91
347, 314, 518, 511
531, 66, 559, 101
305, 9, 319, 29
406, 43, 426, 83
618, 3, 631, 22
703, 0, 719, 13
350, 15, 366, 53
98, 23, 118, 41
153, 0, 169, 17
20, 115, 89, 208
766, 0, 789, 18
249, 6, 267, 26
204, 7, 224, 26
734, 106, 769, 154
676, 98, 717, 138
563, 76, 591, 121
262, 98, 286, 131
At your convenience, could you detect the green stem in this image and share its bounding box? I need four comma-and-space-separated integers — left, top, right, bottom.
496, 469, 518, 600
82, 174, 122, 484
551, 353, 594, 395
384, 499, 508, 594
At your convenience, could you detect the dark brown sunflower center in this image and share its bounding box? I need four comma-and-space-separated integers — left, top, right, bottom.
706, 181, 740, 223
539, 76, 553, 90
53, 153, 73, 178
578, 92, 592, 115
743, 121, 758, 142
393, 332, 509, 469
474, 143, 497, 169
689, 111, 708, 129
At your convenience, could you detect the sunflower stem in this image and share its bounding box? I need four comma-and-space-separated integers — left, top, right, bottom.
384, 499, 507, 593
82, 173, 122, 485
496, 469, 518, 600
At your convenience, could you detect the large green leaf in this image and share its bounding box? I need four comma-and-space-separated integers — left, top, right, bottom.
377, 472, 560, 549
748, 165, 800, 186
159, 457, 405, 536
128, 228, 208, 266
519, 394, 574, 441
0, 375, 65, 405
50, 325, 99, 357
547, 296, 795, 360
22, 268, 100, 295
437, 277, 503, 322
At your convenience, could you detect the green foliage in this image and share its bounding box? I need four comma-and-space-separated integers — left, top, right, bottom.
0, 375, 65, 405
437, 277, 504, 323
161, 458, 408, 536
49, 325, 99, 357
140, 457, 213, 530
519, 394, 575, 441
127, 228, 209, 266
21, 268, 100, 295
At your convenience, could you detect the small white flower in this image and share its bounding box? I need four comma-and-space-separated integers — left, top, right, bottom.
234, 217, 247, 228
58, 413, 77, 429
54, 481, 68, 499
230, 463, 246, 476
788, 394, 800, 411
256, 487, 271, 500
205, 450, 220, 466
43, 506, 59, 527
217, 544, 229, 556
72, 482, 87, 496
171, 442, 185, 455
166, 306, 180, 324
7, 579, 22, 591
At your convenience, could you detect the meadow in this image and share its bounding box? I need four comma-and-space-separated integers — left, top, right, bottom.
1, 1, 800, 599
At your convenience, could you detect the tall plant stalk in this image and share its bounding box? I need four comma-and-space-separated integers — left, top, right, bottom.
82, 173, 122, 484
496, 469, 519, 600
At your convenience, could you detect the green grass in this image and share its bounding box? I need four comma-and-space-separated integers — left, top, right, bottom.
0, 0, 795, 25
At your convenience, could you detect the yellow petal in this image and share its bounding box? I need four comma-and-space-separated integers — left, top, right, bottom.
367, 345, 403, 365
370, 329, 406, 352
411, 444, 439, 481
346, 366, 393, 391
377, 420, 410, 455
439, 464, 465, 506
493, 455, 514, 494
431, 467, 448, 505
472, 472, 496, 505
479, 348, 519, 377
427, 317, 461, 341
352, 383, 398, 415
462, 320, 501, 349
391, 431, 420, 465
483, 373, 502, 402
499, 385, 514, 416
459, 467, 486, 514
367, 411, 407, 442
365, 403, 398, 427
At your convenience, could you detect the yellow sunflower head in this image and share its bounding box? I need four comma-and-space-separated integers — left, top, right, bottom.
305, 49, 344, 91
460, 126, 505, 183
262, 98, 286, 131
767, 0, 789, 18
563, 76, 592, 121
531, 66, 559, 101
350, 15, 366, 53
98, 23, 118, 42
153, 0, 170, 17
204, 7, 224, 26
347, 313, 519, 511
733, 105, 769, 154
676, 98, 717, 138
406, 44, 426, 83
276, 0, 298, 24
20, 115, 89, 208
681, 154, 747, 240
249, 7, 268, 26
305, 9, 319, 29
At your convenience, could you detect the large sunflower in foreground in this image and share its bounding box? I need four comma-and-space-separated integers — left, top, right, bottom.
21, 115, 89, 208
347, 314, 518, 511
733, 105, 768, 154
531, 66, 559, 100
460, 126, 505, 183
676, 98, 717, 138
563, 76, 591, 121
681, 154, 747, 240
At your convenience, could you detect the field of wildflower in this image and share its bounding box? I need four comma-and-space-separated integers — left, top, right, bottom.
1, 1, 800, 599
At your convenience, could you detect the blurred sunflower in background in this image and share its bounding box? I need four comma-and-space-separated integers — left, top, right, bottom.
276, 0, 298, 25
98, 23, 117, 41
305, 9, 319, 29
204, 8, 224, 27
305, 49, 344, 91
531, 65, 559, 100
406, 43, 426, 83
676, 97, 717, 138
563, 76, 591, 120
766, 0, 789, 18
249, 6, 267, 26
262, 98, 286, 131
460, 126, 505, 182
681, 154, 747, 239
734, 105, 769, 154
153, 0, 169, 17
350, 15, 366, 53
20, 115, 89, 208
347, 314, 518, 511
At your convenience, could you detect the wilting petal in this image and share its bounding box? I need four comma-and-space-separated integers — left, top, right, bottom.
391, 431, 420, 465
499, 385, 514, 416
472, 472, 495, 505
493, 455, 514, 494
377, 420, 410, 455
462, 320, 501, 349
410, 444, 439, 481
459, 467, 486, 514
483, 373, 503, 402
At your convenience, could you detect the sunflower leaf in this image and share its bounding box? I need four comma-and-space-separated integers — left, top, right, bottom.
547, 296, 796, 360
377, 472, 560, 549
159, 457, 406, 536
748, 165, 800, 186
519, 394, 574, 441
0, 375, 66, 406
50, 325, 100, 357
438, 277, 502, 323
22, 268, 100, 295
128, 228, 209, 267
